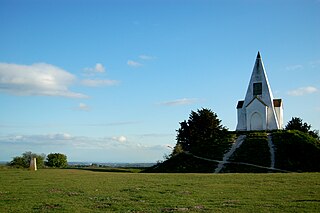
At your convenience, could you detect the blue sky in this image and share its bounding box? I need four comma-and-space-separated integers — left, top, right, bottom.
0, 0, 319, 163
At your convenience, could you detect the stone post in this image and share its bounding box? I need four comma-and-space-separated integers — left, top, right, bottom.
29, 157, 37, 171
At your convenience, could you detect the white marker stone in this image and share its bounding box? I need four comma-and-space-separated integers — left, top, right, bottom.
30, 157, 37, 171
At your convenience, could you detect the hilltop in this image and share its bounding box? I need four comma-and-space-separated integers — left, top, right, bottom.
145, 130, 320, 173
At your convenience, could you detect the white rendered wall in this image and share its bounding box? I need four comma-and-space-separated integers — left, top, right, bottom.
236, 108, 246, 131
274, 106, 283, 129
246, 99, 267, 131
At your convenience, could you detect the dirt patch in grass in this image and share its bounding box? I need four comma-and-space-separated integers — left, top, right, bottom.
33, 203, 63, 211
161, 205, 205, 212
48, 188, 83, 197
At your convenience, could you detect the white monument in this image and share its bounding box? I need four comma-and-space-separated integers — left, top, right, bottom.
236, 52, 283, 131
29, 157, 37, 171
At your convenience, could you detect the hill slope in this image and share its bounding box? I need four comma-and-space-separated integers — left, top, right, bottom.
273, 130, 320, 172
146, 130, 320, 173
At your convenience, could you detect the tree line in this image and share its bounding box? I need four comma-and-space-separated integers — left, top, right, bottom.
8, 152, 68, 168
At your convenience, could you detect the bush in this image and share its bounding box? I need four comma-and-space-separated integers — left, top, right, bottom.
147, 108, 234, 173
285, 117, 319, 140
9, 151, 45, 169
46, 153, 68, 168
272, 130, 320, 172
9, 156, 28, 168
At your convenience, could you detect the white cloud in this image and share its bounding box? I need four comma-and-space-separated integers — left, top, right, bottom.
81, 63, 119, 87
112, 136, 127, 143
79, 103, 89, 111
159, 98, 199, 106
285, 64, 303, 71
84, 63, 106, 73
127, 55, 155, 68
1, 133, 73, 144
0, 62, 87, 98
285, 59, 320, 71
0, 133, 129, 149
288, 86, 318, 96
81, 79, 119, 87
139, 55, 155, 60
95, 63, 105, 72
0, 133, 172, 162
309, 59, 320, 69
72, 103, 90, 111
47, 133, 73, 140
127, 60, 143, 67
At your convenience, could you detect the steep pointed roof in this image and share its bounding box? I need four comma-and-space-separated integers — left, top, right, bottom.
257, 51, 261, 59
254, 51, 263, 72
243, 51, 274, 102
241, 51, 280, 129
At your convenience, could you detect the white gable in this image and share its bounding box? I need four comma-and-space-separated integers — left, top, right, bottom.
246, 98, 267, 131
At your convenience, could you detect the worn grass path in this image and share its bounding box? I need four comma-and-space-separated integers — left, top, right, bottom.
0, 168, 319, 212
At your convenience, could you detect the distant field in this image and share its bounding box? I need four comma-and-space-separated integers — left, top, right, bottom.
0, 168, 319, 212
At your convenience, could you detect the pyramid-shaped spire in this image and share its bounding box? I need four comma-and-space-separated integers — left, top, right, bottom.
243, 51, 274, 103
257, 51, 261, 59
236, 52, 281, 130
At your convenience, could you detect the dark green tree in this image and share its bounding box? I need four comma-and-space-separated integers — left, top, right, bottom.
286, 117, 319, 139
286, 117, 311, 132
173, 108, 229, 158
9, 151, 45, 168
46, 153, 68, 168
144, 108, 234, 173
9, 156, 28, 168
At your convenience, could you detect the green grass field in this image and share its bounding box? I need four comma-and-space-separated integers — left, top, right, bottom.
1, 168, 319, 212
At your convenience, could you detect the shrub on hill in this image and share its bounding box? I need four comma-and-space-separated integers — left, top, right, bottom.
146, 108, 234, 173
285, 117, 319, 140
272, 130, 320, 172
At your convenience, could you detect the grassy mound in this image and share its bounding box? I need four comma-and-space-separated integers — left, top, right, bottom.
145, 133, 235, 173
222, 132, 271, 173
144, 152, 217, 173
148, 130, 320, 173
272, 130, 320, 172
